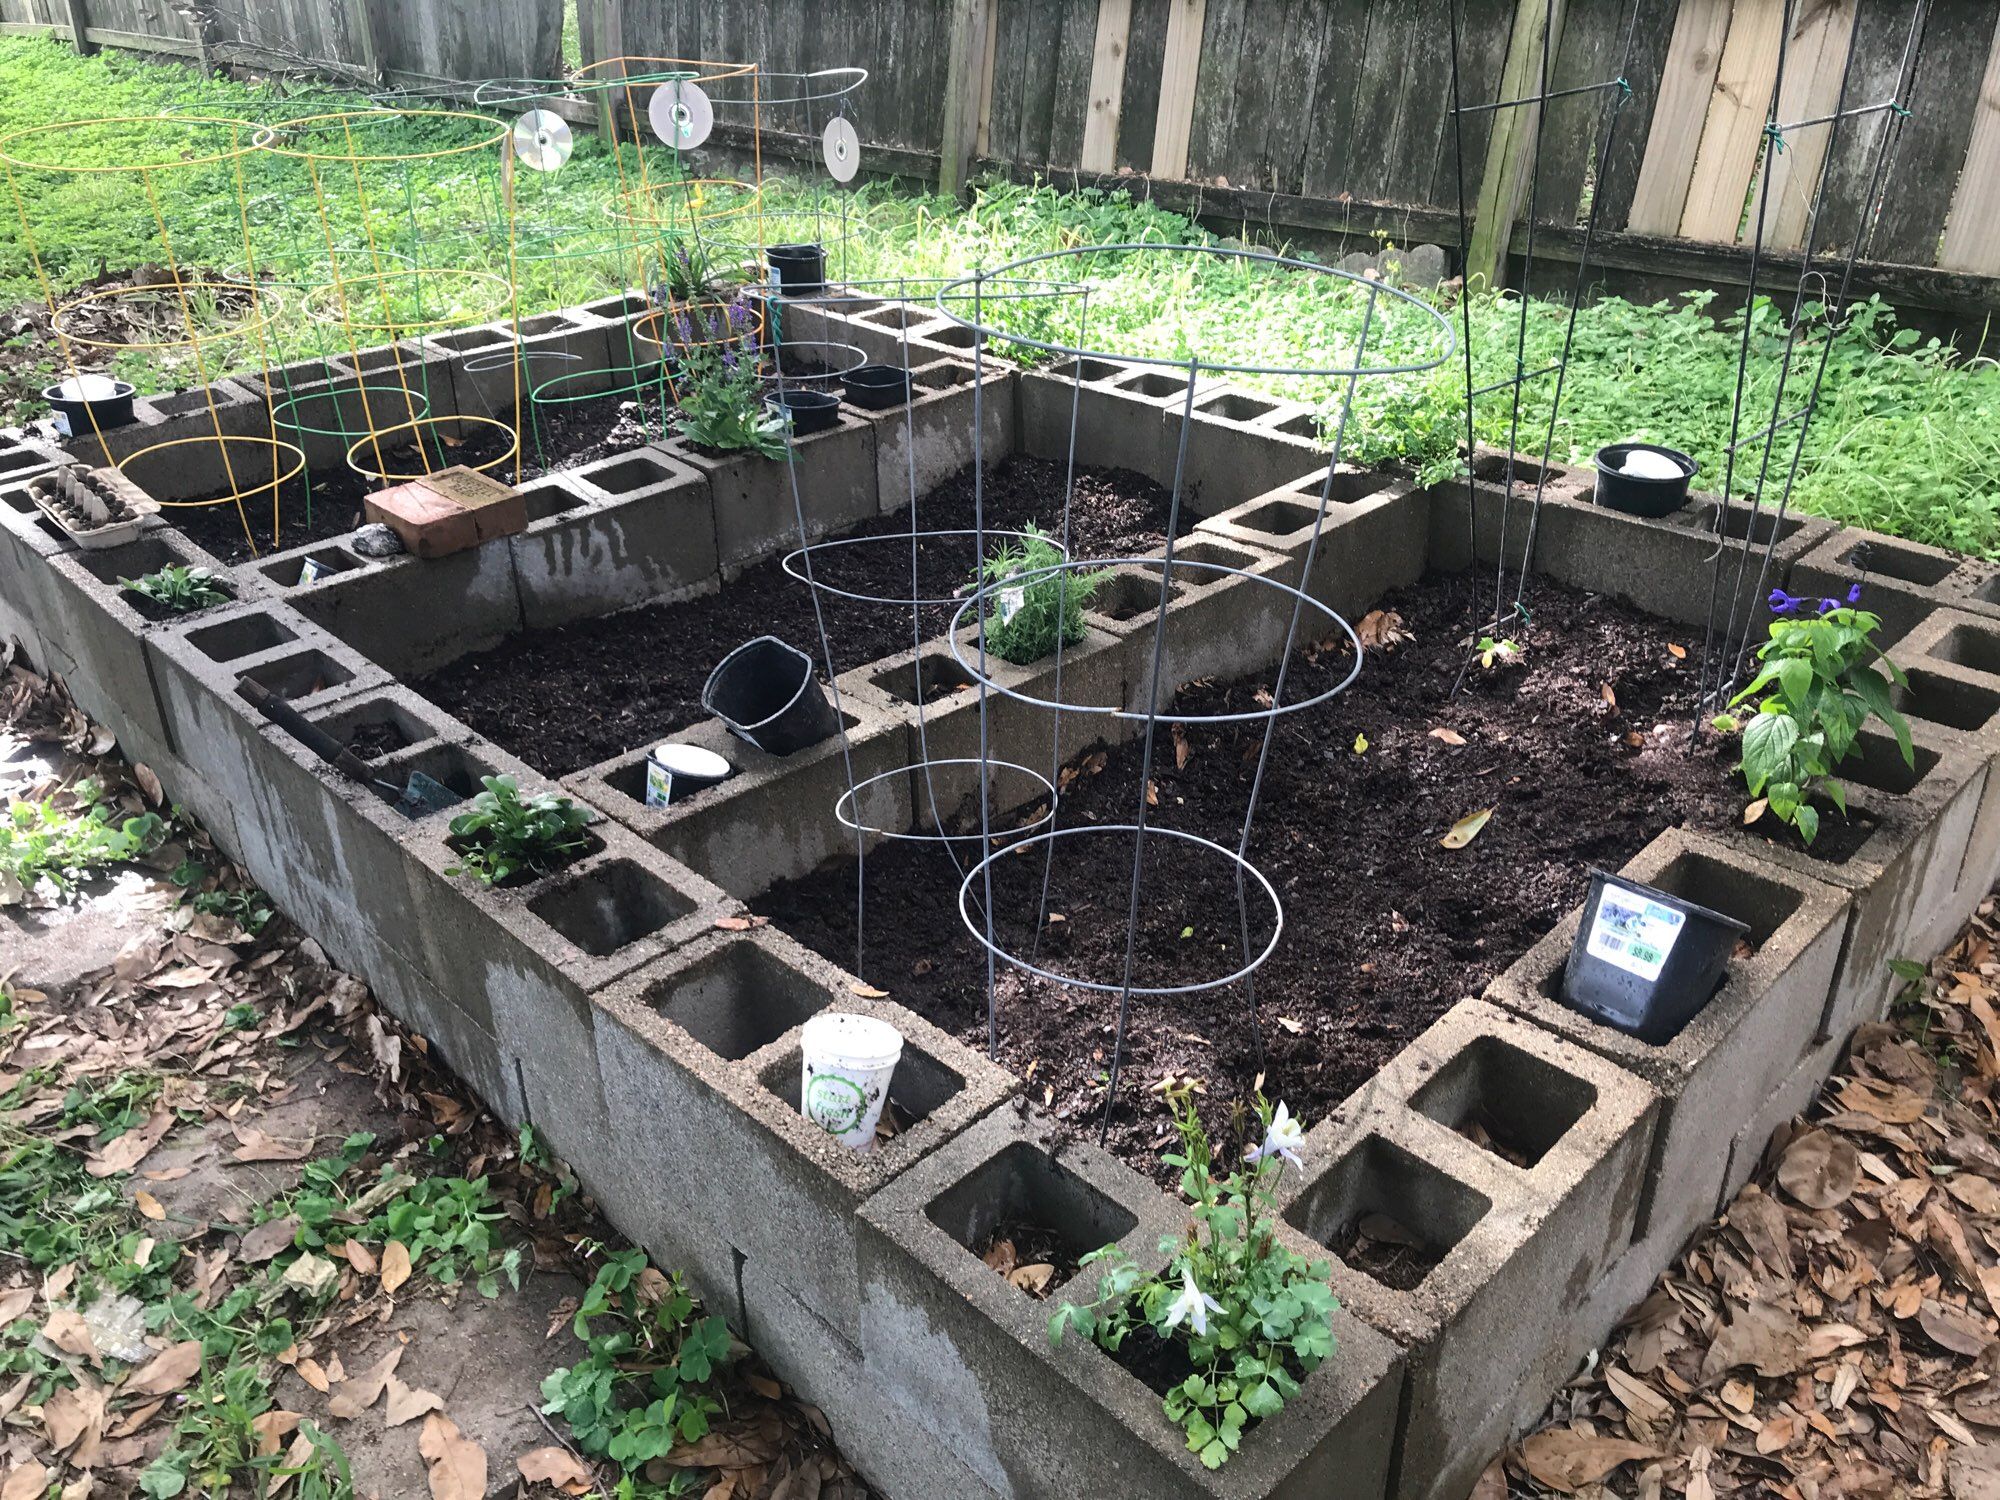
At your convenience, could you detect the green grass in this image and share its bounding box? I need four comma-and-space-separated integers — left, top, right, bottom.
0, 35, 1995, 553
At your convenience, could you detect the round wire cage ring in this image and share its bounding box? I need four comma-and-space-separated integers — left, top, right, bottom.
946, 554, 1364, 725
51, 280, 283, 352
633, 300, 765, 354
932, 243, 1455, 380
271, 384, 432, 440
301, 267, 515, 334
700, 66, 869, 110
345, 415, 519, 483
956, 823, 1284, 996
767, 338, 870, 384
781, 529, 1070, 608
115, 434, 307, 508
0, 114, 263, 173
251, 108, 510, 163
527, 361, 673, 408
836, 758, 1059, 843
605, 177, 762, 228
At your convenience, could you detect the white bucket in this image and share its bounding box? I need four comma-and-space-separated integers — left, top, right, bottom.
800, 1011, 903, 1152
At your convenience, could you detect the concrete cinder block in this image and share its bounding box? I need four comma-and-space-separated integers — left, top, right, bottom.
868, 359, 1015, 509
663, 414, 878, 575
1484, 828, 1848, 1256
286, 536, 524, 678
568, 685, 915, 901
1291, 1000, 1658, 1500
426, 312, 614, 416
1888, 609, 2000, 902
1176, 386, 1333, 519
857, 1107, 1403, 1500
1715, 721, 1987, 1042
1209, 472, 1430, 623
1788, 525, 1975, 649
401, 812, 736, 1168
509, 451, 718, 629
1430, 477, 1835, 635
1015, 362, 1187, 491
592, 927, 1014, 1338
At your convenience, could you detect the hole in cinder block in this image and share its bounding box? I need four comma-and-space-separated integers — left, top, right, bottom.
261, 359, 348, 392
1410, 1034, 1597, 1168
1283, 1134, 1490, 1291
146, 385, 242, 419
2, 482, 38, 511
1170, 538, 1259, 587
644, 939, 832, 1061
1840, 537, 1956, 587
1048, 358, 1120, 383
1714, 506, 1804, 547
514, 313, 576, 339
81, 537, 237, 621
313, 695, 435, 762
585, 453, 675, 495
0, 448, 52, 476
518, 479, 591, 523
1198, 392, 1278, 423
186, 612, 298, 662
1275, 413, 1323, 442
1894, 666, 2000, 732
1092, 571, 1186, 622
258, 545, 363, 588
1932, 623, 2000, 678
1229, 497, 1327, 538
581, 293, 648, 321
922, 324, 978, 349
868, 655, 979, 707
236, 645, 353, 702
1121, 370, 1189, 398
862, 306, 929, 329
424, 325, 507, 354
1644, 848, 1800, 949
347, 344, 436, 378
527, 857, 695, 957
393, 741, 501, 807
758, 1035, 965, 1137
1472, 454, 1554, 487
1841, 734, 1938, 798
925, 1141, 1138, 1296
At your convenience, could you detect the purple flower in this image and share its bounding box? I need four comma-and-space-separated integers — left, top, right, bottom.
1846, 582, 1864, 606
1817, 597, 1840, 615
1768, 588, 1804, 616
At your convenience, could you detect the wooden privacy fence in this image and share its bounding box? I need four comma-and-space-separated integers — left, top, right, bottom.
6, 0, 2000, 315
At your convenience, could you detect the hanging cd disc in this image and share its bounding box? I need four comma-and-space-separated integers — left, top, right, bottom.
511, 109, 572, 172
822, 116, 860, 183
650, 80, 714, 151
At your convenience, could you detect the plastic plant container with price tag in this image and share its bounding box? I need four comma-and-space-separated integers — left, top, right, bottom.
1559, 870, 1748, 1044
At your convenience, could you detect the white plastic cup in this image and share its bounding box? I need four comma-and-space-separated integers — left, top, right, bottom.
800, 1011, 903, 1152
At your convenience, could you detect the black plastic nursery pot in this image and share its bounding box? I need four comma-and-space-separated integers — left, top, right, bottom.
767, 388, 842, 436
843, 363, 913, 410
1559, 870, 1748, 1045
42, 376, 137, 436
644, 742, 733, 807
1592, 443, 1698, 518
767, 243, 827, 295
702, 636, 841, 756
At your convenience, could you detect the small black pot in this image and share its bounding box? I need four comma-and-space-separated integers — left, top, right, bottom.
702, 636, 840, 756
767, 388, 841, 436
767, 243, 827, 296
1559, 870, 1748, 1044
42, 376, 137, 436
843, 363, 913, 410
1592, 443, 1698, 518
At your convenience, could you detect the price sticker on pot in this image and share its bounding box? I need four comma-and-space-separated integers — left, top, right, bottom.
1585, 883, 1685, 982
999, 584, 1026, 623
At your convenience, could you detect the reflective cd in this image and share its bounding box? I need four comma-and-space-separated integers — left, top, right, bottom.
511, 109, 572, 172
822, 115, 860, 183
650, 81, 714, 150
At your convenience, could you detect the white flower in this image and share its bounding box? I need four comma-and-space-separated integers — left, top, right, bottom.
1244, 1101, 1305, 1172
1163, 1265, 1224, 1339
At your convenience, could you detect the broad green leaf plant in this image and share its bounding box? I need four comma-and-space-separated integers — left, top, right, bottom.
445, 775, 591, 886
1716, 588, 1913, 844
1050, 1091, 1337, 1469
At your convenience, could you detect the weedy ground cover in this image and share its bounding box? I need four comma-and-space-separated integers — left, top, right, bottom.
0, 37, 1994, 552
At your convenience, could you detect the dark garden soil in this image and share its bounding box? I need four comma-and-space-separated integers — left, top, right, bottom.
412, 457, 1189, 776
161, 389, 677, 565
755, 571, 1875, 1187
975, 1222, 1083, 1298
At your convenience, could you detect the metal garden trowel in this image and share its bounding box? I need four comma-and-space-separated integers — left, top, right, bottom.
237, 677, 462, 819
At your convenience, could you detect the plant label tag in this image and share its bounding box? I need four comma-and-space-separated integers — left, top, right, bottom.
50, 410, 71, 437
297, 557, 333, 585
1586, 884, 1684, 982
999, 585, 1026, 623
644, 756, 675, 809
